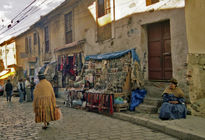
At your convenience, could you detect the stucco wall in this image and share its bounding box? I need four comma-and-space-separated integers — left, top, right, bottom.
16, 35, 28, 70
48, 13, 66, 59
16, 28, 43, 75
185, 0, 205, 54
74, 3, 188, 97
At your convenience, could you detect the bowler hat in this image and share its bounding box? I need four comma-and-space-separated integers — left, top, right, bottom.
170, 78, 178, 85
38, 71, 45, 79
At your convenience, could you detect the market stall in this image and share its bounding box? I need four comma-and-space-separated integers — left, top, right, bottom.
64, 48, 144, 114
84, 49, 143, 113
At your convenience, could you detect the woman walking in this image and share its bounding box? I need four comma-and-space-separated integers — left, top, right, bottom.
33, 72, 57, 129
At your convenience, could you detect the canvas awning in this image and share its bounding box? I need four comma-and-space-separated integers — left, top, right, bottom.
85, 48, 139, 62
0, 68, 15, 80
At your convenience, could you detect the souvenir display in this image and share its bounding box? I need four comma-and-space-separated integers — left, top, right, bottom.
64, 49, 143, 114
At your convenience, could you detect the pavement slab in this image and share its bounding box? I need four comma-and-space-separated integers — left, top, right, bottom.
0, 97, 178, 140
112, 111, 205, 140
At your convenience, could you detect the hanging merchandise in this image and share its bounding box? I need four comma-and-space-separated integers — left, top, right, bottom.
131, 61, 144, 90
60, 56, 64, 71
80, 48, 144, 113
64, 48, 144, 114
57, 52, 84, 88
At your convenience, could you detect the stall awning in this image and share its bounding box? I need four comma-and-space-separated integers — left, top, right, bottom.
0, 68, 15, 80
85, 48, 139, 62
54, 39, 85, 52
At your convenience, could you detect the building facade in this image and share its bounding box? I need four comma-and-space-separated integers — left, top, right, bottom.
5, 0, 189, 99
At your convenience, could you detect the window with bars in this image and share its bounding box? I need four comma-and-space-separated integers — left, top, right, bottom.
97, 0, 111, 17
97, 0, 112, 41
146, 0, 159, 6
65, 12, 72, 44
44, 26, 49, 53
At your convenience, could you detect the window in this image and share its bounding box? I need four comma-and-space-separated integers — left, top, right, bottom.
28, 36, 32, 54
44, 26, 49, 53
146, 0, 159, 6
30, 68, 34, 76
65, 12, 72, 44
33, 32, 37, 45
97, 0, 111, 17
97, 0, 112, 41
25, 37, 29, 53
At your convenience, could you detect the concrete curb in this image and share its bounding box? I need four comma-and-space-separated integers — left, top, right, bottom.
112, 113, 205, 140
56, 100, 205, 140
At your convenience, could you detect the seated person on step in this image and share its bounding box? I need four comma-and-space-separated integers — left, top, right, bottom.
159, 78, 187, 120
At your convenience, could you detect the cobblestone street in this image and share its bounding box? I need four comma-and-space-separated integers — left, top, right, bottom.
0, 97, 178, 140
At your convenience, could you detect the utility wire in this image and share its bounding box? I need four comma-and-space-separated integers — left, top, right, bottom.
11, 0, 37, 22
0, 0, 64, 40
0, 0, 37, 33
0, 0, 56, 35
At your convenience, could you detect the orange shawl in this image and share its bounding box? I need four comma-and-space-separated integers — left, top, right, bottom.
163, 86, 184, 98
33, 79, 56, 123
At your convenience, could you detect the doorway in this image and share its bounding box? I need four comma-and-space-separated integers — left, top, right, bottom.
148, 20, 172, 80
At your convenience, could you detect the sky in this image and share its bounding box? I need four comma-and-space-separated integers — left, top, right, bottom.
0, 0, 33, 26
0, 0, 65, 44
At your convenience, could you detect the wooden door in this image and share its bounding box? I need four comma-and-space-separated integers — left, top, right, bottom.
148, 21, 172, 80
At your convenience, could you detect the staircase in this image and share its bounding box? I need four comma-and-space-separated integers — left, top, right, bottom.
135, 81, 169, 114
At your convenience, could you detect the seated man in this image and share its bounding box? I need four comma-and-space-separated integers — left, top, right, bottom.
159, 78, 187, 120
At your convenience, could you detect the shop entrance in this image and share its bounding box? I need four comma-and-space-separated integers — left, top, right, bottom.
148, 20, 172, 80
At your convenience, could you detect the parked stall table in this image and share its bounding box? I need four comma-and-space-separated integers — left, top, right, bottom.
84, 91, 114, 115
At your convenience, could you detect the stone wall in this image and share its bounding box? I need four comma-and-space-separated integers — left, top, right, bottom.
187, 53, 205, 117
187, 54, 205, 101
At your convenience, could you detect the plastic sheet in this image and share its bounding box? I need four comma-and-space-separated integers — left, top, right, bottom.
129, 89, 147, 111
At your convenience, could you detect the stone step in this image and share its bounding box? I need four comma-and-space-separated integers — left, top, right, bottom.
144, 81, 169, 98
135, 104, 158, 114
143, 97, 162, 107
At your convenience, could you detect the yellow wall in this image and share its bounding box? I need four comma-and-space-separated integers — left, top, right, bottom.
185, 0, 205, 53
16, 28, 43, 73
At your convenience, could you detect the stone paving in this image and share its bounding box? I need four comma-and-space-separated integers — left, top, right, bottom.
0, 97, 178, 140
0, 97, 41, 140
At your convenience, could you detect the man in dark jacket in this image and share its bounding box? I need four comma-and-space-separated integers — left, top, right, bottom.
5, 79, 13, 102
30, 77, 36, 101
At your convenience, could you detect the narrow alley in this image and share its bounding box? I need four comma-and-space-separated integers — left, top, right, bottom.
0, 97, 178, 140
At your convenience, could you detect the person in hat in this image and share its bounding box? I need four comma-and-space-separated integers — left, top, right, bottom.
5, 79, 13, 102
25, 77, 31, 102
18, 79, 25, 103
30, 77, 36, 101
159, 78, 187, 120
33, 72, 57, 129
